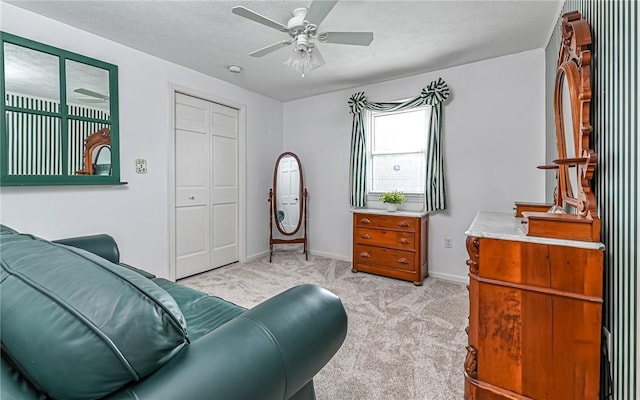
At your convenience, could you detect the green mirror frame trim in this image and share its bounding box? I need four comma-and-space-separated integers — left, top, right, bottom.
0, 32, 125, 186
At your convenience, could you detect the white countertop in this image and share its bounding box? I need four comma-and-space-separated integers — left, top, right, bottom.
466, 211, 605, 250
350, 208, 429, 218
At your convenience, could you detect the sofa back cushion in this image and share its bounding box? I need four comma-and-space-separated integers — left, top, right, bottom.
0, 228, 188, 400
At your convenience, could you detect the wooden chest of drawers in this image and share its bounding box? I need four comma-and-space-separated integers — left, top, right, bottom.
352, 212, 428, 285
464, 212, 604, 400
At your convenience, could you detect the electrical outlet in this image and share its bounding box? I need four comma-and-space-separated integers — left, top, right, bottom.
135, 159, 147, 174
444, 237, 453, 248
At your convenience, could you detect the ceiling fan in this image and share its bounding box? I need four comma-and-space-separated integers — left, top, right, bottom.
73, 88, 109, 103
232, 0, 373, 74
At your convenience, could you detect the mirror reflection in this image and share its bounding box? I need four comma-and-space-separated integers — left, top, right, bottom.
93, 145, 112, 176
275, 155, 302, 233
269, 152, 308, 262
1, 33, 117, 183
560, 74, 579, 199
66, 59, 110, 115
75, 128, 111, 176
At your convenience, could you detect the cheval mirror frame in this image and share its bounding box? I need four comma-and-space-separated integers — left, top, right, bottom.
518, 11, 600, 242
268, 152, 308, 262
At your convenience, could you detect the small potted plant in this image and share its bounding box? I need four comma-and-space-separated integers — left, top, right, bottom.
379, 190, 406, 212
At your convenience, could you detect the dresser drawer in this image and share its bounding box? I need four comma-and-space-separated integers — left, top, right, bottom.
354, 227, 416, 250
354, 213, 417, 231
354, 244, 416, 272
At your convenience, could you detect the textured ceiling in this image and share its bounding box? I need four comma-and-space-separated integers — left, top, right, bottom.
5, 0, 562, 102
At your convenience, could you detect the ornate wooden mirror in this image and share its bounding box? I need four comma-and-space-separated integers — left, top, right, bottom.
268, 152, 308, 262
76, 128, 111, 175
517, 11, 600, 242
553, 10, 597, 218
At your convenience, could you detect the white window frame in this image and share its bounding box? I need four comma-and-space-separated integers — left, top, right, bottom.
364, 106, 430, 212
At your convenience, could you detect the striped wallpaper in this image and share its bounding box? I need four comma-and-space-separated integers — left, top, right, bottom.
5, 93, 110, 175
545, 1, 638, 399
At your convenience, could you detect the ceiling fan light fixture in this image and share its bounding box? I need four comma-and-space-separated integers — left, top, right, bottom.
284, 48, 321, 77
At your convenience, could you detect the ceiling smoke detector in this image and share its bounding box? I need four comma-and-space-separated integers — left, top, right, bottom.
227, 65, 242, 73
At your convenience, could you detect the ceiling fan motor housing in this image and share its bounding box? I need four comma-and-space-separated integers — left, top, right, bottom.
288, 8, 308, 33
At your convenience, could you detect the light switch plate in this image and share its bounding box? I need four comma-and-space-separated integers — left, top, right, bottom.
135, 159, 147, 174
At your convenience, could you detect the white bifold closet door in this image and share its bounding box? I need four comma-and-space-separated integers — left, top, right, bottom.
175, 93, 238, 279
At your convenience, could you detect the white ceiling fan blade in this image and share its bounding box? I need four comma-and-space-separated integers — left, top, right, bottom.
311, 47, 325, 68
77, 99, 106, 103
304, 0, 338, 26
74, 88, 109, 100
249, 40, 293, 57
232, 6, 288, 32
318, 32, 373, 46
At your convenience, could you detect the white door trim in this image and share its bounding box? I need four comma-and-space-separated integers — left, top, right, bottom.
168, 83, 247, 281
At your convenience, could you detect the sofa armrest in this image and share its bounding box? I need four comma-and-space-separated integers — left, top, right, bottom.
53, 234, 121, 264
106, 284, 347, 400
53, 234, 156, 279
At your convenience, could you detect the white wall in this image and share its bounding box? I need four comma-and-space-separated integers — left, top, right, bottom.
283, 50, 547, 281
0, 3, 547, 282
0, 3, 283, 278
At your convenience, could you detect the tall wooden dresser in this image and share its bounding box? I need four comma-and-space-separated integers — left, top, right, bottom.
462, 11, 606, 399
463, 211, 604, 399
352, 211, 428, 285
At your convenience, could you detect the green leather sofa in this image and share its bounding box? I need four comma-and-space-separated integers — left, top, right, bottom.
0, 225, 347, 400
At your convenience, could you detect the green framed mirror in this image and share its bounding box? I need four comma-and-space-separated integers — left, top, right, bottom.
0, 32, 123, 185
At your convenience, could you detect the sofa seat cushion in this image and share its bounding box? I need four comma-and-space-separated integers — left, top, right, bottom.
153, 278, 246, 341
0, 229, 188, 400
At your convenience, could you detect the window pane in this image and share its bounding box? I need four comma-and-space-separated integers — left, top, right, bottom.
6, 111, 62, 175
371, 153, 425, 193
67, 122, 111, 175
372, 109, 426, 153
4, 42, 60, 112
66, 59, 111, 118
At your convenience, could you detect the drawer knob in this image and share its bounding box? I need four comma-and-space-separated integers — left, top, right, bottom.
360, 218, 371, 224
188, 195, 196, 200
399, 222, 410, 228
361, 234, 371, 239
398, 238, 410, 244
397, 257, 409, 264
359, 252, 371, 258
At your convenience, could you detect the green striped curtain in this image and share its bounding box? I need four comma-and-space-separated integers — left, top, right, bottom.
348, 78, 450, 211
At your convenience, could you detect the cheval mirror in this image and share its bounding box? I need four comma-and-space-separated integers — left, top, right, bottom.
517, 11, 600, 242
268, 152, 308, 262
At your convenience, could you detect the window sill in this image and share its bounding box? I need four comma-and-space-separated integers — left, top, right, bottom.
1, 179, 128, 187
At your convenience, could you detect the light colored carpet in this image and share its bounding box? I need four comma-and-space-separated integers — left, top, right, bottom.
179, 251, 468, 400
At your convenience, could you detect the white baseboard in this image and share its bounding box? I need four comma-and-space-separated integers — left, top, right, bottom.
429, 271, 469, 285
308, 250, 351, 262
246, 250, 269, 262
247, 250, 467, 285
247, 249, 351, 263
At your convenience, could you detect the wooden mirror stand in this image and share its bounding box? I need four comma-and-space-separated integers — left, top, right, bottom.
268, 152, 308, 262
517, 11, 600, 242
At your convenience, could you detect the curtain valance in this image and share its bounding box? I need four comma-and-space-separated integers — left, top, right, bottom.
348, 78, 450, 211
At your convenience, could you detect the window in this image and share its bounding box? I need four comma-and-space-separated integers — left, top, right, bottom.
367, 107, 430, 197
1, 32, 122, 185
